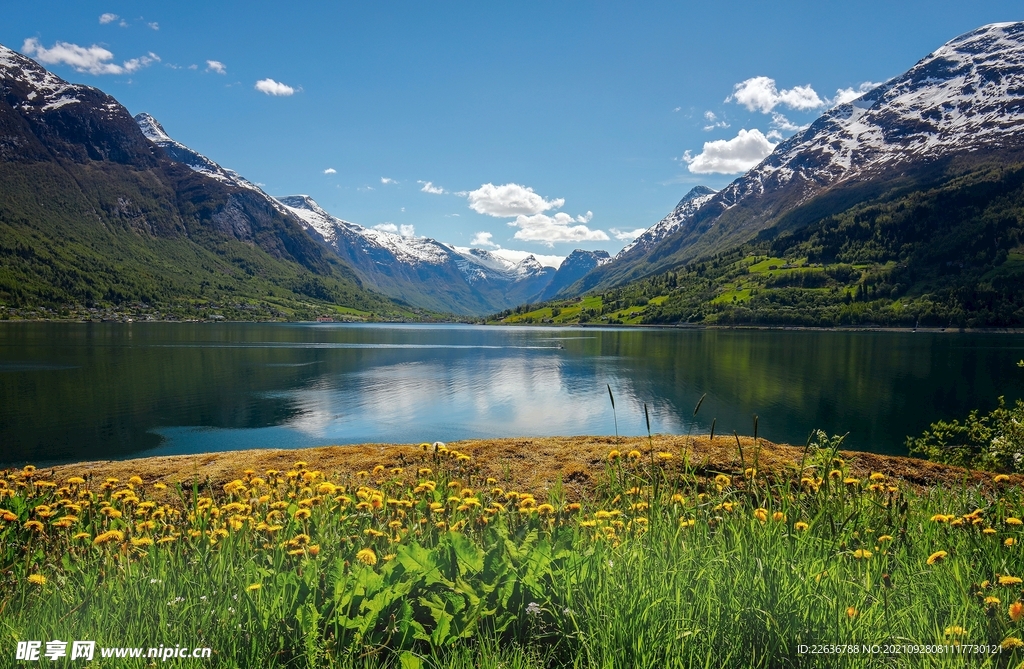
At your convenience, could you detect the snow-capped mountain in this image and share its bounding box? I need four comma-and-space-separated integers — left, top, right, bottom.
275, 195, 557, 314
127, 113, 575, 314
572, 21, 1024, 293
616, 186, 717, 259
0, 43, 386, 313
135, 113, 264, 193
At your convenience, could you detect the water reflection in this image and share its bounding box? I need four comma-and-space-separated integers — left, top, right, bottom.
0, 323, 1022, 465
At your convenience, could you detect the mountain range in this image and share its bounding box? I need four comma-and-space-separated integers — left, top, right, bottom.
4, 21, 1024, 326
566, 22, 1024, 303
0, 43, 610, 318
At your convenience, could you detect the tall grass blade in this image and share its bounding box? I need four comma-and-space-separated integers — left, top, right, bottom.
607, 384, 618, 442
693, 393, 706, 416
644, 402, 652, 450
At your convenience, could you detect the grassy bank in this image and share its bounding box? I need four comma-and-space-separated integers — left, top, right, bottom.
3, 436, 1024, 667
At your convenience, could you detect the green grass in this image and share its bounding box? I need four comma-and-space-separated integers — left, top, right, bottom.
3, 440, 1024, 667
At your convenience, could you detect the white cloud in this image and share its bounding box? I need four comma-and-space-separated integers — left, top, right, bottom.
99, 13, 118, 24
380, 177, 396, 184
323, 168, 336, 174
703, 110, 730, 131
466, 183, 564, 217
507, 212, 609, 246
418, 180, 446, 194
400, 224, 415, 236
673, 106, 682, 112
373, 223, 397, 232
470, 232, 498, 247
255, 78, 296, 96
485, 248, 566, 269
727, 76, 823, 113
188, 64, 198, 70
610, 227, 647, 241
148, 22, 159, 30
683, 128, 777, 174
828, 81, 883, 107
205, 60, 226, 74
22, 38, 158, 75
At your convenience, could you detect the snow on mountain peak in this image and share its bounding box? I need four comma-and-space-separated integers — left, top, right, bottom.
133, 112, 264, 193
617, 185, 718, 258
0, 43, 87, 111
135, 112, 172, 143
731, 21, 1024, 201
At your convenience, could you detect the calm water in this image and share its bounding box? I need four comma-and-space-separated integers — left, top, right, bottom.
1, 322, 1023, 466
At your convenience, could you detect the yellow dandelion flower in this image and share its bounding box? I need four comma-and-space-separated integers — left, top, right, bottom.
846, 606, 857, 618
1001, 637, 1023, 650
930, 514, 951, 523
128, 476, 144, 486
308, 545, 320, 556
852, 549, 872, 559
926, 550, 948, 565
131, 537, 154, 547
1006, 538, 1017, 547
714, 474, 731, 487
356, 548, 378, 565
985, 596, 1001, 606
753, 508, 768, 523
1, 510, 17, 522
994, 474, 1010, 483
829, 470, 843, 480
537, 503, 555, 516
656, 452, 674, 461
878, 535, 893, 542
247, 583, 262, 592
72, 532, 91, 541
627, 450, 642, 459
843, 477, 860, 486
1006, 517, 1023, 526
984, 528, 997, 535
24, 520, 44, 532
869, 472, 886, 481
944, 626, 967, 638
293, 508, 311, 521
794, 521, 809, 531
67, 476, 86, 485
93, 530, 125, 545
607, 449, 621, 461
1009, 601, 1023, 622
998, 576, 1023, 586
27, 574, 46, 586
772, 511, 786, 523
567, 502, 582, 512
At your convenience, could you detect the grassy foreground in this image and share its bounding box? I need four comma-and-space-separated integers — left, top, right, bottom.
3, 436, 1024, 668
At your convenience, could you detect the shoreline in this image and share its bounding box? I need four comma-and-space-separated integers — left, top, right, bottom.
17, 435, 1018, 502
2, 318, 1024, 334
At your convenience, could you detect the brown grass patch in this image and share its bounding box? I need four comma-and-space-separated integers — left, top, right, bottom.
18, 435, 1017, 505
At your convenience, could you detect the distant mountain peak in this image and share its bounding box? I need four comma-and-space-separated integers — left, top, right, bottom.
616, 186, 718, 259
133, 112, 264, 193
134, 113, 173, 144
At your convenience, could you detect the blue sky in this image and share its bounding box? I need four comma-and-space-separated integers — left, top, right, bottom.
4, 1, 1021, 265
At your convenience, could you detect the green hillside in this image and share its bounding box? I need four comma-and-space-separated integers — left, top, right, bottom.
493, 163, 1024, 328
0, 162, 418, 321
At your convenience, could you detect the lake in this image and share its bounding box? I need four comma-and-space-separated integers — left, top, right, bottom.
1, 322, 1023, 466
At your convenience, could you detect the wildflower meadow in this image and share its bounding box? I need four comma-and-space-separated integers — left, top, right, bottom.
2, 436, 1024, 668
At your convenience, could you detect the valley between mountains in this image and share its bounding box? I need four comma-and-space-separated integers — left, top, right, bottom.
4, 22, 1024, 326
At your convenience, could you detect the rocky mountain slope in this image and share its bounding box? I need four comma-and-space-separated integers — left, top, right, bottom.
571, 21, 1024, 295
0, 44, 396, 319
